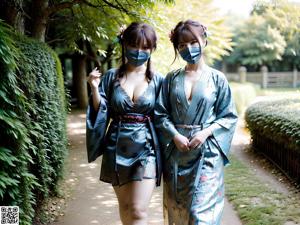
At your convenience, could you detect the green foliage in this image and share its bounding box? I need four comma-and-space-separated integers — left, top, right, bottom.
226, 0, 300, 69
0, 20, 37, 225
245, 97, 300, 151
227, 15, 286, 67
230, 82, 259, 115
255, 0, 300, 67
0, 21, 67, 225
50, 0, 172, 55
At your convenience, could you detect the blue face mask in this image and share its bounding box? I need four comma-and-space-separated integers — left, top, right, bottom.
125, 49, 150, 66
179, 46, 202, 64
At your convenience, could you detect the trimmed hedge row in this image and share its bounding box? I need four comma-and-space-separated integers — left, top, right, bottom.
245, 97, 300, 181
0, 21, 67, 225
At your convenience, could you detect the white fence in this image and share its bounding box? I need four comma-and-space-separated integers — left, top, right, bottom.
226, 66, 300, 88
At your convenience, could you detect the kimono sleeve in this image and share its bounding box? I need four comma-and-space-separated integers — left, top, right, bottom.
86, 69, 115, 163
211, 73, 238, 163
154, 73, 179, 148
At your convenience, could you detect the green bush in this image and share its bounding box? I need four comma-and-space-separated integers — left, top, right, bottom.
245, 97, 300, 182
245, 98, 300, 151
230, 82, 259, 115
0, 20, 37, 225
0, 21, 67, 225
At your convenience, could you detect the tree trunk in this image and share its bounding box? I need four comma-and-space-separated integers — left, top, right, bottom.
0, 1, 25, 34
0, 1, 19, 27
72, 54, 88, 109
29, 0, 49, 41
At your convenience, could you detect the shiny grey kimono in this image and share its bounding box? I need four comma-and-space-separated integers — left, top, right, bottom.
86, 68, 163, 186
154, 66, 238, 225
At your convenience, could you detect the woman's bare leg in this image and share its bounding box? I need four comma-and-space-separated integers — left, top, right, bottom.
114, 179, 156, 225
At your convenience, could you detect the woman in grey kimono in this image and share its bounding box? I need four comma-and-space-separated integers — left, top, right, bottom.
154, 20, 238, 225
86, 22, 163, 225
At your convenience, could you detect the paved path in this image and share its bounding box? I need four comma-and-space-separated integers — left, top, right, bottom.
50, 110, 242, 225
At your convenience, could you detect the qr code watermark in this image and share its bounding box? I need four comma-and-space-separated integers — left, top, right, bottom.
0, 206, 19, 225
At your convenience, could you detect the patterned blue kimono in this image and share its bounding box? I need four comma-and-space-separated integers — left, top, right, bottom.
154, 66, 238, 225
86, 68, 163, 186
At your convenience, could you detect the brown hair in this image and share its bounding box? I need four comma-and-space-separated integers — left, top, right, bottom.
117, 22, 157, 81
169, 20, 207, 63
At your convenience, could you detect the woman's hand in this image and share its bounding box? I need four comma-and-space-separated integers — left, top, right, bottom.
87, 68, 101, 90
173, 134, 190, 152
189, 129, 211, 150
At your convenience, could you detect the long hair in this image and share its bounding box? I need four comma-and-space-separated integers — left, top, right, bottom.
169, 19, 207, 63
117, 22, 157, 81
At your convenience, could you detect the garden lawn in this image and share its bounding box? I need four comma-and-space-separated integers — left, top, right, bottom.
225, 155, 300, 225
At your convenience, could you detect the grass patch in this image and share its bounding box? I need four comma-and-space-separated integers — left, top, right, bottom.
225, 155, 300, 225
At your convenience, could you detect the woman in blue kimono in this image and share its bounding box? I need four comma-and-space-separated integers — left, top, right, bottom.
154, 20, 238, 225
86, 22, 163, 225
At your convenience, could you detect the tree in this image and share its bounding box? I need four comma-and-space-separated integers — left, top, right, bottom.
0, 0, 173, 108
226, 0, 300, 70
261, 1, 300, 69
227, 14, 286, 68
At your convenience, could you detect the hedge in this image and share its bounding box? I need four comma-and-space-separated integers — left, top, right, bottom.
245, 97, 300, 182
0, 21, 68, 225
